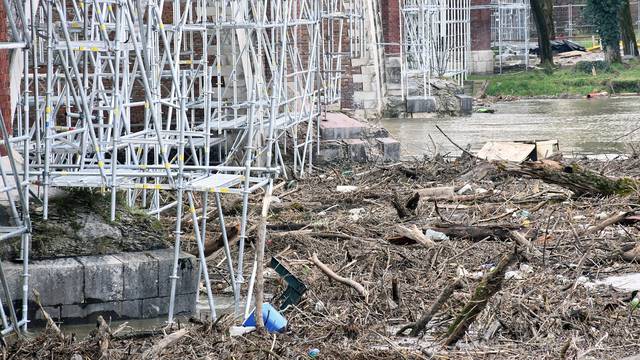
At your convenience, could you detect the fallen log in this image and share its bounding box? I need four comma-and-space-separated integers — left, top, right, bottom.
444, 249, 517, 346
430, 224, 518, 242
396, 277, 463, 336
141, 329, 188, 359
387, 225, 436, 248
498, 159, 639, 197
310, 253, 369, 300
510, 231, 543, 257
191, 224, 241, 258
583, 211, 633, 235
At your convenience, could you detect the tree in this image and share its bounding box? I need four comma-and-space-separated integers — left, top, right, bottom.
586, 0, 623, 64
531, 0, 554, 67
542, 0, 555, 40
620, 0, 638, 56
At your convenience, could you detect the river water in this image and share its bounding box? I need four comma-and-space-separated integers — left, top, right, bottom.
380, 97, 640, 158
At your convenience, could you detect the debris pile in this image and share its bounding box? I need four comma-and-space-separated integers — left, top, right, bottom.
8, 153, 640, 359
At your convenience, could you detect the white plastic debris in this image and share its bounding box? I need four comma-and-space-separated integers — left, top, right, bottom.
315, 300, 325, 312
505, 271, 523, 280
349, 208, 365, 221
230, 326, 256, 337
519, 264, 534, 274
572, 215, 586, 221
425, 229, 449, 241
457, 184, 473, 195
475, 187, 489, 194
595, 212, 609, 220
336, 185, 358, 193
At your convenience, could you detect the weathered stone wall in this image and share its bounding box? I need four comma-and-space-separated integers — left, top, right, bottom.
1, 249, 198, 322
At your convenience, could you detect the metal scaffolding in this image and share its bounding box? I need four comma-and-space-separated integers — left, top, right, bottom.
491, 0, 530, 73
0, 0, 31, 336
400, 0, 470, 98
0, 0, 335, 332
320, 0, 365, 105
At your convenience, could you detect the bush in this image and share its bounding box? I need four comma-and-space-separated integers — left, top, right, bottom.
575, 60, 611, 74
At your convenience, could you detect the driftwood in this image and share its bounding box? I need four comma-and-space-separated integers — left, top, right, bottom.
141, 329, 188, 359
510, 231, 543, 257
583, 211, 633, 235
430, 224, 518, 242
33, 289, 62, 339
499, 159, 639, 196
396, 277, 463, 336
193, 224, 241, 258
255, 185, 274, 332
311, 253, 369, 300
96, 315, 111, 359
445, 249, 517, 346
387, 225, 436, 248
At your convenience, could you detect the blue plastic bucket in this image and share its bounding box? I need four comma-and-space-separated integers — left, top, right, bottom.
243, 303, 288, 333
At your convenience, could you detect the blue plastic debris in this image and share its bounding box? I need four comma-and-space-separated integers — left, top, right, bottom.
308, 348, 320, 358
243, 303, 288, 333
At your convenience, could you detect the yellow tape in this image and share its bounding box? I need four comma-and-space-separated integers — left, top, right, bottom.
45, 106, 51, 114
98, 161, 104, 168
164, 162, 170, 169
159, 23, 164, 30
190, 206, 196, 214
100, 24, 106, 31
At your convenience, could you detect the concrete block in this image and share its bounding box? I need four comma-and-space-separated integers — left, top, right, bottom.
142, 293, 196, 319
113, 252, 159, 299
376, 137, 401, 162
319, 113, 364, 140
406, 96, 436, 113
148, 249, 198, 297
0, 258, 84, 306
119, 299, 143, 319
344, 139, 368, 162
456, 94, 473, 115
62, 300, 143, 321
317, 140, 345, 163
35, 305, 61, 321
77, 255, 124, 302
60, 303, 86, 320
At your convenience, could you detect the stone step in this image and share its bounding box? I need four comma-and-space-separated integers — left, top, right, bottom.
376, 137, 401, 161
320, 112, 365, 140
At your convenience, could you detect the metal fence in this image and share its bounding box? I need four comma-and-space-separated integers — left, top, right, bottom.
550, 1, 640, 43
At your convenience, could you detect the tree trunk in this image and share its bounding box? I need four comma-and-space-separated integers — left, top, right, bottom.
542, 0, 556, 40
531, 0, 554, 67
605, 41, 623, 64
620, 0, 639, 56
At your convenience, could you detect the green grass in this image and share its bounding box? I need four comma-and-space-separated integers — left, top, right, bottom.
469, 60, 640, 97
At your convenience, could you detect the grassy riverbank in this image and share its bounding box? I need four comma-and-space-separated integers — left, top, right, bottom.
470, 60, 640, 97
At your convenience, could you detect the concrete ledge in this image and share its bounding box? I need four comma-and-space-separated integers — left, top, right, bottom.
320, 113, 364, 140
113, 252, 159, 299
406, 96, 436, 113
376, 137, 401, 162
344, 139, 368, 162
2, 249, 198, 322
149, 249, 198, 297
456, 95, 473, 115
77, 255, 124, 302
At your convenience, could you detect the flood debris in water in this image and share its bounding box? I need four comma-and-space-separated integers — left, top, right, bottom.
9, 152, 640, 359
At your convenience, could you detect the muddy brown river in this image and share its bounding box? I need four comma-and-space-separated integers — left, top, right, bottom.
380, 97, 640, 158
